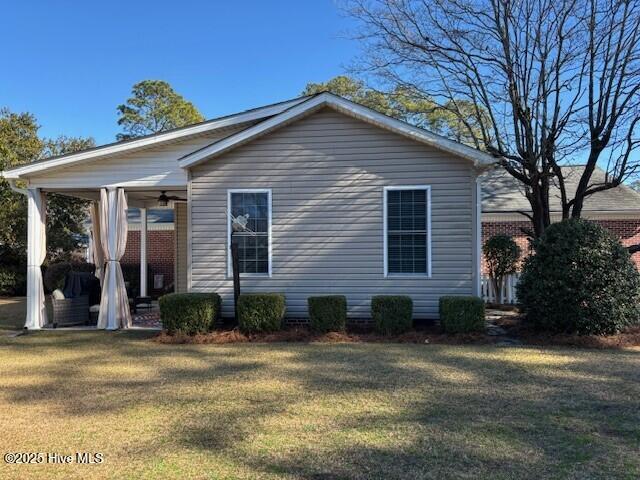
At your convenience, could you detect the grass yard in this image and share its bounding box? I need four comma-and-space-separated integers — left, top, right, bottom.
0, 297, 27, 330
0, 332, 638, 480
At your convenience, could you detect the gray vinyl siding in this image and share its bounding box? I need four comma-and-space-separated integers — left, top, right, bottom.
190, 108, 476, 319
174, 202, 188, 293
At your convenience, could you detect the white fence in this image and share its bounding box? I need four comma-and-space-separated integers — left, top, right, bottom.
481, 273, 520, 304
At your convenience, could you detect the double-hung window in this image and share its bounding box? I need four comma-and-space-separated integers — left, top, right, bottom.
228, 189, 272, 276
384, 186, 431, 276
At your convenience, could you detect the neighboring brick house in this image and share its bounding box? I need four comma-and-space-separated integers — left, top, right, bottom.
481, 165, 640, 273
122, 209, 175, 296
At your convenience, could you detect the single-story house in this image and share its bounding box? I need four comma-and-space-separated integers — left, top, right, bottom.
127, 165, 640, 297
2, 92, 497, 329
481, 166, 640, 270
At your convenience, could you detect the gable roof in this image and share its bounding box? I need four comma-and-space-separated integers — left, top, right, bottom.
178, 93, 496, 169
2, 92, 496, 181
1, 95, 310, 179
481, 165, 640, 214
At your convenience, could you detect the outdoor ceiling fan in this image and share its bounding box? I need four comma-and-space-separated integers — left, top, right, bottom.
157, 191, 186, 206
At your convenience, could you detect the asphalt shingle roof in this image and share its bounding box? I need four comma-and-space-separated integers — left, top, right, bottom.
481, 165, 640, 213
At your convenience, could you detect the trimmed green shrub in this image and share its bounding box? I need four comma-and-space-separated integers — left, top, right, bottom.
371, 295, 413, 335
439, 296, 485, 333
308, 295, 347, 332
237, 293, 286, 333
517, 219, 640, 335
159, 292, 221, 335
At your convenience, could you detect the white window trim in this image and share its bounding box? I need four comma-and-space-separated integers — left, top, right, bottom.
227, 188, 273, 278
383, 185, 432, 278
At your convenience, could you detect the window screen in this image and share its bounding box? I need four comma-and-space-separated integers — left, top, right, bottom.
386, 189, 428, 274
230, 191, 269, 274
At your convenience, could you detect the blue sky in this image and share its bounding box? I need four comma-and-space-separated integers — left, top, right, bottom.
2, 1, 358, 145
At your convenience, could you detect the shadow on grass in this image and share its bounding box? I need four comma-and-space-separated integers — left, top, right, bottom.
1, 333, 639, 479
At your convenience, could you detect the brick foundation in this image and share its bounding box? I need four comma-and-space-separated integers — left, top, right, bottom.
481, 218, 640, 273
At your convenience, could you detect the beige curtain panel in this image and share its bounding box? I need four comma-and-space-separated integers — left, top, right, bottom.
97, 188, 131, 329
89, 201, 105, 285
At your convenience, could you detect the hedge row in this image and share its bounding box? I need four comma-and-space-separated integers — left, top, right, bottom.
160, 293, 485, 336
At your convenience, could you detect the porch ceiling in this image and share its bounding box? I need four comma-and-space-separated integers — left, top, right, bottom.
43, 187, 187, 209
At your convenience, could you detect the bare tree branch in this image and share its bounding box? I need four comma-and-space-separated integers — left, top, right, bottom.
346, 0, 640, 237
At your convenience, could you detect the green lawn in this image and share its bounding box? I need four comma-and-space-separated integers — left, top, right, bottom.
0, 331, 638, 479
0, 297, 27, 330
0, 297, 54, 331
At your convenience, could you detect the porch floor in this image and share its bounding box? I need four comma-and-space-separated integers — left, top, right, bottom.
132, 304, 161, 328
43, 301, 161, 330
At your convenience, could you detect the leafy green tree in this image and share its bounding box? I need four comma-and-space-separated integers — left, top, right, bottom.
0, 109, 42, 269
0, 108, 95, 285
302, 76, 485, 145
116, 80, 204, 140
303, 76, 399, 116
42, 135, 95, 158
42, 136, 96, 260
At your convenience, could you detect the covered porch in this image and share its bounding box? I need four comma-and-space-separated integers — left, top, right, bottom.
0, 94, 316, 330
22, 186, 188, 330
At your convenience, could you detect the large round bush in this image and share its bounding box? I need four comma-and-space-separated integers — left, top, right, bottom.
517, 219, 640, 335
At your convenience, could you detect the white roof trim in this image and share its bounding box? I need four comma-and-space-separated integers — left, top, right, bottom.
483, 210, 640, 222
178, 92, 497, 169
128, 222, 174, 231
1, 96, 310, 180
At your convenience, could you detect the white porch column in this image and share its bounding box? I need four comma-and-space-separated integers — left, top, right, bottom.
25, 188, 48, 329
140, 207, 148, 297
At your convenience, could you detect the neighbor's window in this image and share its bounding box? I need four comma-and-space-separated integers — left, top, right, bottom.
385, 186, 431, 276
229, 190, 271, 275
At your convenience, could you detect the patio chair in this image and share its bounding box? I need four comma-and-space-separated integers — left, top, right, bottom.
50, 271, 101, 328
50, 289, 90, 328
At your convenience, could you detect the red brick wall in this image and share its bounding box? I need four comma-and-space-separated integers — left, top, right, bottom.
122, 230, 174, 294
481, 219, 640, 273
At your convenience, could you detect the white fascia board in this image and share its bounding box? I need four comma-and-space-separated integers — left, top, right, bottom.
179, 92, 497, 169
1, 97, 309, 180
483, 210, 640, 222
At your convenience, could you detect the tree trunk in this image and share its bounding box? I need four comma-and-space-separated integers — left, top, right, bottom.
571, 153, 599, 219
492, 276, 503, 304
529, 176, 552, 238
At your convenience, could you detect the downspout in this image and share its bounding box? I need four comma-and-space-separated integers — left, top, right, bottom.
475, 176, 482, 298
7, 178, 28, 196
